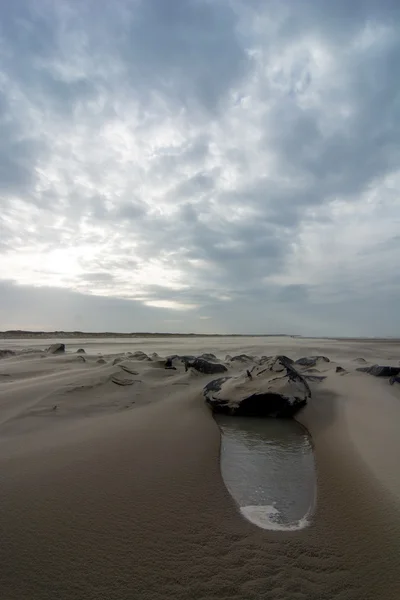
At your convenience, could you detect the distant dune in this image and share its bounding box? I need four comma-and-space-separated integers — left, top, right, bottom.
0, 330, 292, 339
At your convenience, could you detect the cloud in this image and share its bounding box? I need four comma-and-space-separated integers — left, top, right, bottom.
0, 0, 399, 335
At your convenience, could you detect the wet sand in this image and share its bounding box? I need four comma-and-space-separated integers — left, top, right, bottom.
1, 337, 400, 599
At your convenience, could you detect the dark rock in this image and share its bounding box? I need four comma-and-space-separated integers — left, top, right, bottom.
295, 356, 330, 368
229, 354, 257, 363
336, 366, 346, 373
76, 355, 86, 363
120, 364, 139, 375
259, 355, 274, 364
304, 375, 327, 383
131, 351, 151, 361
96, 358, 106, 364
76, 348, 86, 354
164, 358, 177, 370
356, 365, 400, 377
198, 353, 218, 361
47, 343, 65, 354
0, 349, 15, 359
204, 356, 310, 417
111, 376, 137, 386
180, 355, 196, 363
187, 358, 228, 375
389, 375, 400, 385
113, 357, 124, 365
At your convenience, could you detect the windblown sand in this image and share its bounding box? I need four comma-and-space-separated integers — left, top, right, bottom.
1, 336, 400, 599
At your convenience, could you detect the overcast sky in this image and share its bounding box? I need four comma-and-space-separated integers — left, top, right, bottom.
1, 0, 399, 336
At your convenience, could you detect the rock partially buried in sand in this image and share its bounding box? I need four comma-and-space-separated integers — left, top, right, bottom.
389, 375, 400, 385
131, 351, 151, 361
96, 358, 107, 364
356, 365, 400, 378
76, 348, 86, 354
0, 349, 15, 359
295, 356, 330, 368
120, 363, 139, 375
187, 357, 228, 375
164, 358, 177, 370
198, 353, 219, 362
111, 376, 138, 386
229, 354, 257, 364
47, 343, 65, 354
204, 356, 310, 417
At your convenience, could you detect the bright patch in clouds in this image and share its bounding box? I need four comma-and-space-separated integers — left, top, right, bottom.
0, 0, 399, 335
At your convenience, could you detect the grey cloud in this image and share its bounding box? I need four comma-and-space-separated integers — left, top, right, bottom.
0, 0, 400, 334
79, 272, 116, 283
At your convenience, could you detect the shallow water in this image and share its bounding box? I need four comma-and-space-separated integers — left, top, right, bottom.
216, 415, 316, 530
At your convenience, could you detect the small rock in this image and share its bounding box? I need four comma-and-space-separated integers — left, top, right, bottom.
96, 358, 106, 364
113, 357, 124, 365
111, 376, 137, 386
336, 366, 346, 373
389, 375, 400, 385
120, 364, 139, 375
47, 343, 65, 355
131, 351, 151, 361
76, 348, 86, 354
295, 356, 330, 368
198, 353, 218, 361
356, 365, 400, 377
229, 354, 257, 363
164, 358, 177, 370
304, 375, 326, 383
0, 349, 15, 359
187, 358, 228, 375
76, 355, 86, 363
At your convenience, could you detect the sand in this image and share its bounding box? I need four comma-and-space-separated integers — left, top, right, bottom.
1, 336, 400, 599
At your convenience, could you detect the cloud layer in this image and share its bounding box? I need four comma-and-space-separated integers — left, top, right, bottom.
1, 0, 399, 335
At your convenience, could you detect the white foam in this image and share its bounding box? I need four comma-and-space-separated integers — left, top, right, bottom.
240, 505, 311, 531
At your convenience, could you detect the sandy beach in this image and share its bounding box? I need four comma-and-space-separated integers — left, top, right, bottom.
1, 336, 400, 599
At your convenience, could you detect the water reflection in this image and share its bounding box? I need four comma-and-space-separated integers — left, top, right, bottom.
216, 415, 316, 530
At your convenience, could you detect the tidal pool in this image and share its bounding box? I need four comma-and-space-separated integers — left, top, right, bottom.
216, 415, 316, 531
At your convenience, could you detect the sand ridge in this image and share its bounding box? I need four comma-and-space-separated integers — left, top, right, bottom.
0, 337, 400, 599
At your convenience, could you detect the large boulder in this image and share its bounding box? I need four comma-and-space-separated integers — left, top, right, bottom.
204, 356, 310, 417
187, 357, 228, 375
47, 343, 65, 354
356, 365, 400, 377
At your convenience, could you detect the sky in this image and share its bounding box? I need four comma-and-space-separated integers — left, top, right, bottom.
1, 0, 400, 336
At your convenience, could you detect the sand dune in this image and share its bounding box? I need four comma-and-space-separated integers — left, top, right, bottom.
0, 337, 400, 599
